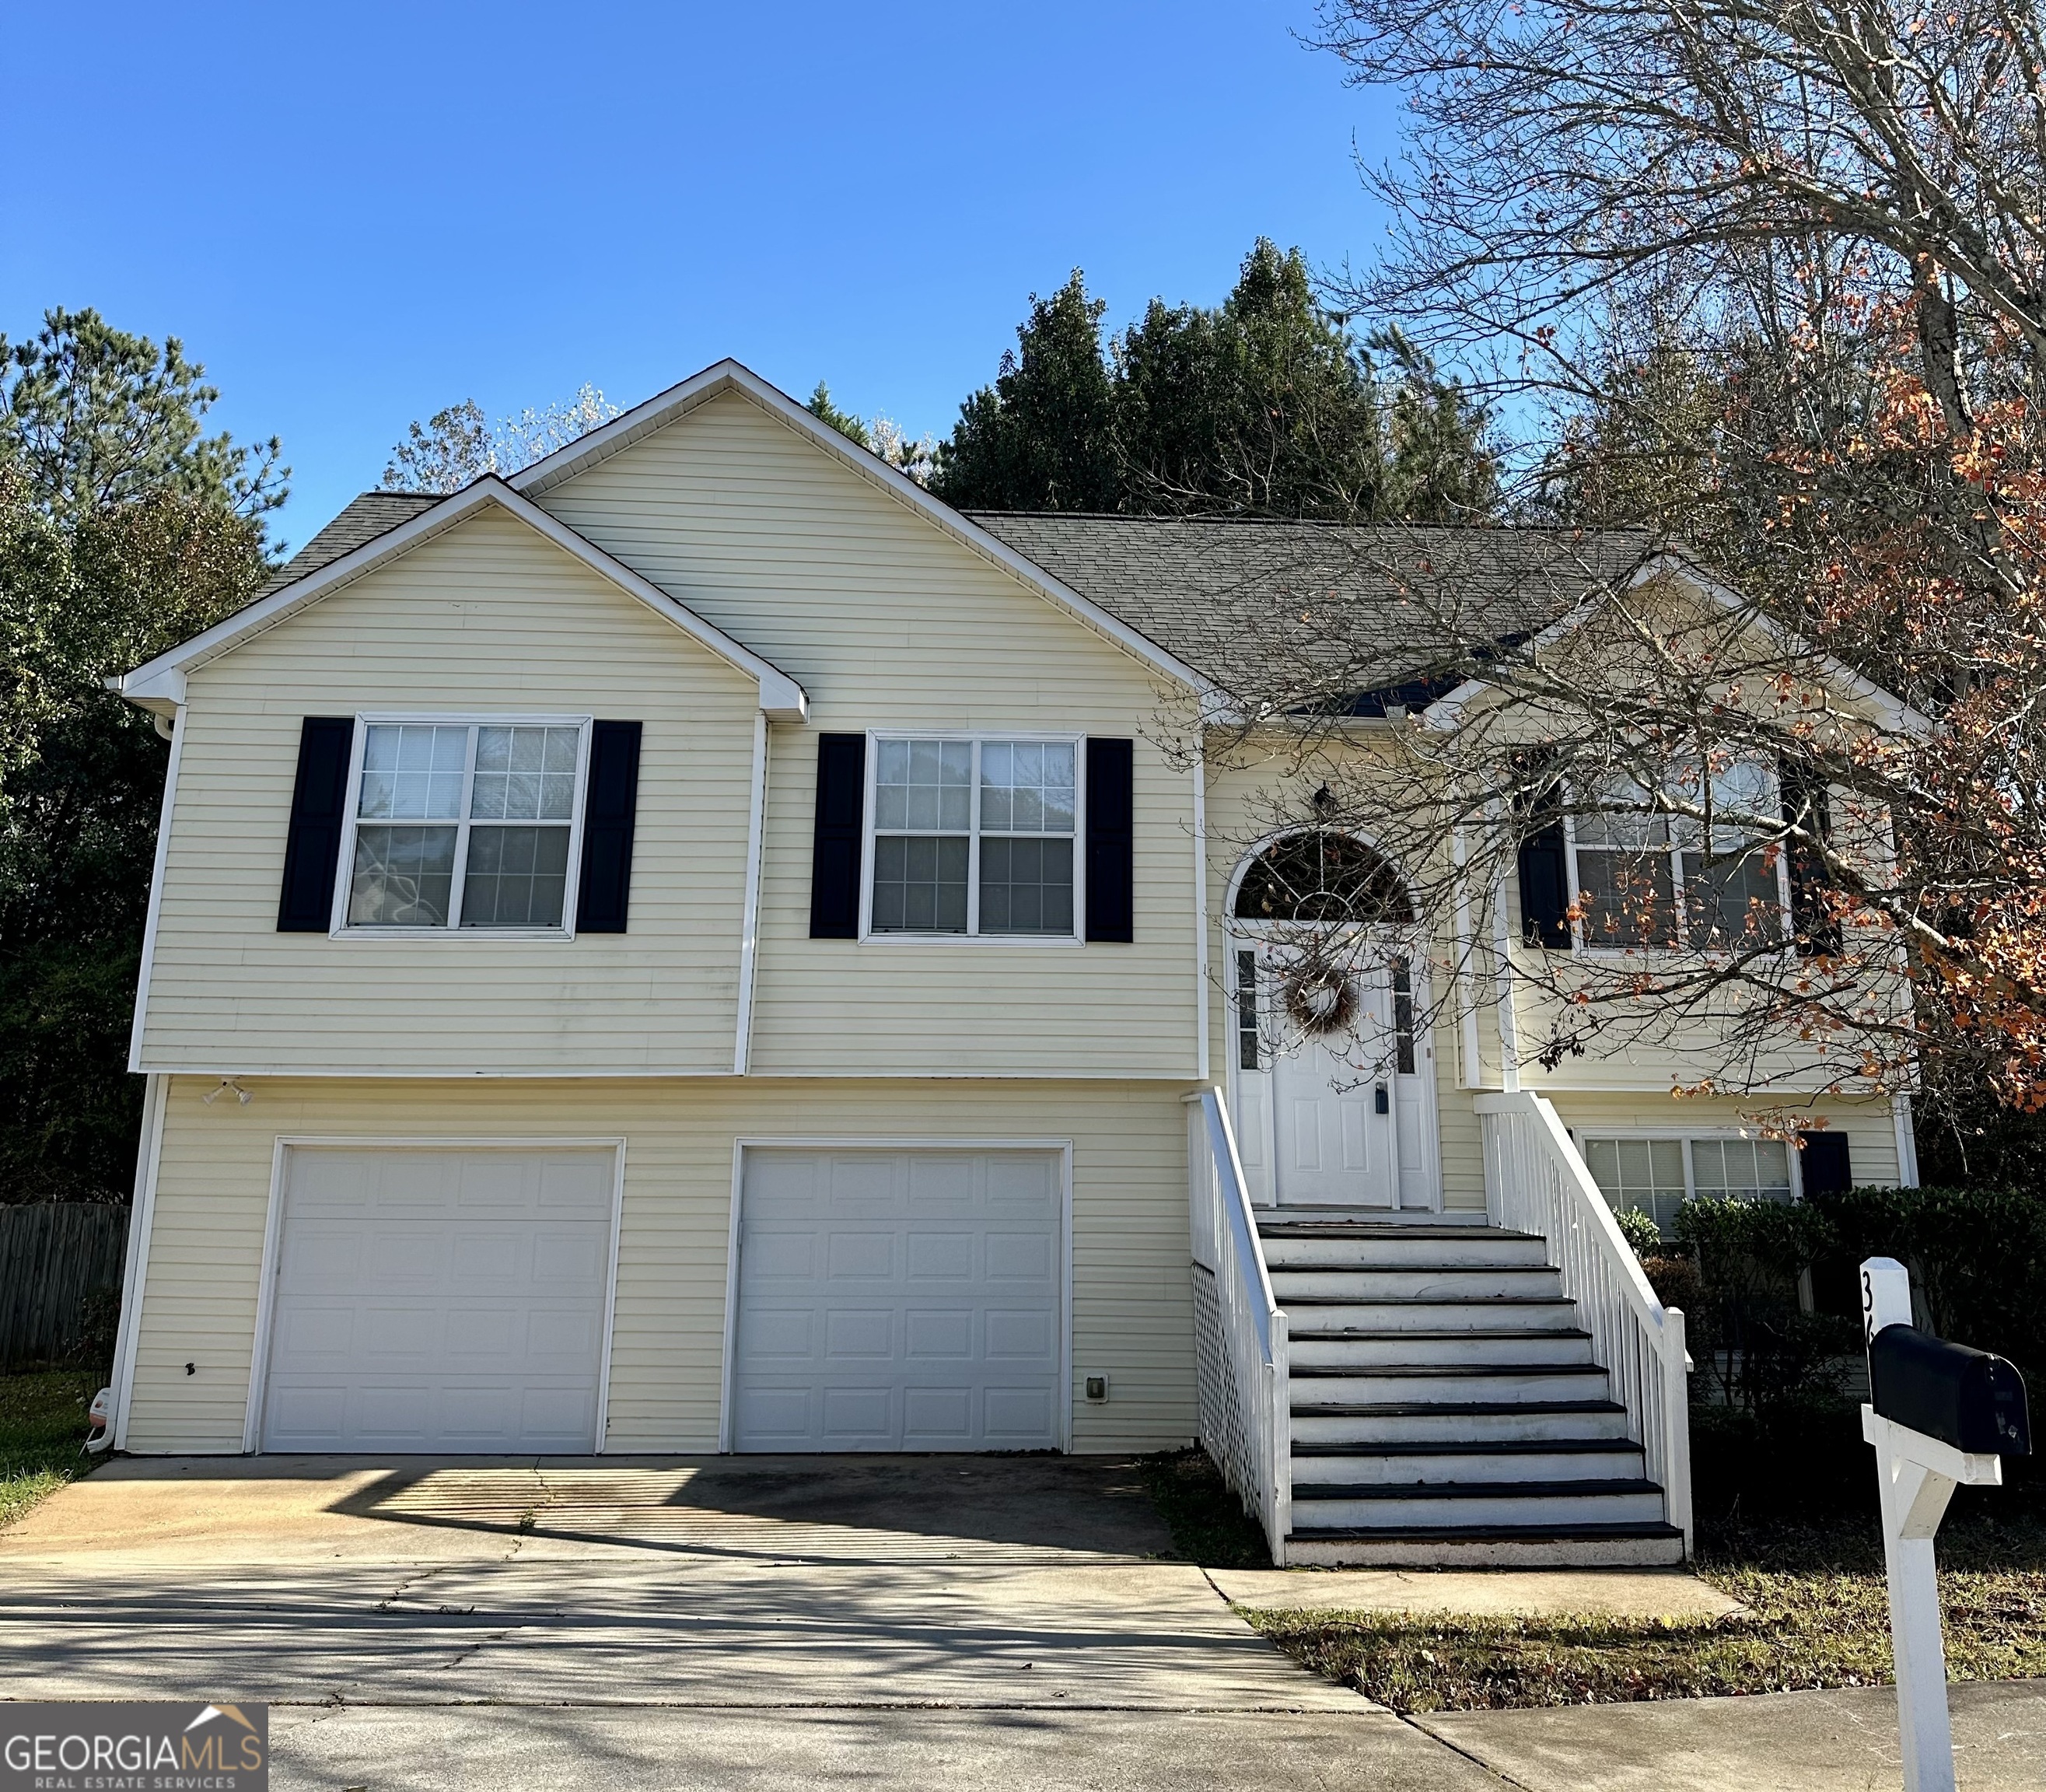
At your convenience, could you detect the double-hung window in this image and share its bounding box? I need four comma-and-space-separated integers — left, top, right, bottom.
341, 719, 589, 933
1570, 758, 1786, 950
1583, 1132, 1795, 1235
868, 737, 1079, 937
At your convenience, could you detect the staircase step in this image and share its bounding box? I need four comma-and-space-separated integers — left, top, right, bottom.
1290, 1363, 1611, 1405
1291, 1399, 1632, 1445
1285, 1520, 1687, 1569
1291, 1478, 1667, 1530
1278, 1296, 1582, 1332
1261, 1231, 1551, 1270
1270, 1265, 1564, 1300
1289, 1328, 1593, 1368
1291, 1440, 1646, 1486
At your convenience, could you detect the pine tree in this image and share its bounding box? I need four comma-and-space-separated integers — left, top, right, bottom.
929, 273, 1121, 511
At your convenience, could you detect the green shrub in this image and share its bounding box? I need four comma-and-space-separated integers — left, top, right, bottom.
1806, 1184, 2046, 1377
1612, 1206, 1664, 1258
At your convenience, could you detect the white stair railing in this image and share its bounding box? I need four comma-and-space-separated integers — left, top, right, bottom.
1475, 1090, 1695, 1556
1185, 1086, 1291, 1563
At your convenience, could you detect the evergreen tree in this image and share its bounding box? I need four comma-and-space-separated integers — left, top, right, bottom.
1117, 240, 1392, 518
933, 244, 1498, 520
0, 310, 279, 1202
929, 273, 1121, 512
806, 383, 869, 448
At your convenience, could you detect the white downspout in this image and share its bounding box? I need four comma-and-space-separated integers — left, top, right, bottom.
1193, 754, 1211, 1082
110, 1072, 170, 1450
733, 711, 771, 1076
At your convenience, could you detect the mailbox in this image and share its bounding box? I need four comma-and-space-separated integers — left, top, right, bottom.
1869, 1324, 2031, 1458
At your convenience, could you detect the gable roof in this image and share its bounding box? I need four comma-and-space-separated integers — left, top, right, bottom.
115, 477, 809, 721
257, 490, 439, 597
970, 513, 1660, 712
505, 359, 1212, 697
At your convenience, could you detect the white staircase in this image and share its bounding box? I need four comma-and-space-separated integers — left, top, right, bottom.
1264, 1212, 1688, 1566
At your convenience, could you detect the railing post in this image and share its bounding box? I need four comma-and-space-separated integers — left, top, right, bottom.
1271, 1307, 1291, 1562
1661, 1306, 1693, 1556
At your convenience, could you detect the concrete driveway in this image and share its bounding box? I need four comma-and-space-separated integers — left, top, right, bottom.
0, 1454, 1488, 1790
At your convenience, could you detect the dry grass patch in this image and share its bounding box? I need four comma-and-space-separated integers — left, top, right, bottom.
1243, 1516, 2046, 1712
0, 1369, 103, 1529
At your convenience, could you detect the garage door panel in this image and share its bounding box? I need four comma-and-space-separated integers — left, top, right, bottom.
904, 1309, 971, 1359
825, 1230, 895, 1280
261, 1147, 614, 1454
903, 1386, 972, 1443
824, 1307, 896, 1360
906, 1232, 974, 1280
985, 1231, 1054, 1283
733, 1147, 1063, 1453
736, 1304, 814, 1360
985, 1387, 1056, 1441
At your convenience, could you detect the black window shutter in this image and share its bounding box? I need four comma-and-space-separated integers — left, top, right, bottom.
1780, 759, 1841, 957
1798, 1129, 1852, 1196
576, 721, 643, 934
277, 717, 356, 932
1515, 762, 1572, 948
809, 733, 866, 939
1085, 737, 1135, 943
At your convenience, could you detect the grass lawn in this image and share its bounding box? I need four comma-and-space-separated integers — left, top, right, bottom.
1142, 1447, 2046, 1710
0, 1369, 105, 1529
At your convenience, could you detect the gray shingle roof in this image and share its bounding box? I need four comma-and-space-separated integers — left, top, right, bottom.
969, 512, 1659, 707
260, 490, 439, 596
268, 491, 1656, 710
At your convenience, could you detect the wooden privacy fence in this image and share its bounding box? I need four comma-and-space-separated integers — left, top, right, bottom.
0, 1204, 128, 1368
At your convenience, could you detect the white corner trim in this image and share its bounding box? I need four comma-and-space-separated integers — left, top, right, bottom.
1488, 810, 1522, 1094
733, 712, 770, 1075
115, 478, 809, 723
128, 712, 187, 1073
241, 1137, 291, 1452
110, 1073, 170, 1451
506, 359, 1209, 697
593, 1139, 628, 1454
1893, 1093, 1921, 1188
1193, 758, 1210, 1082
1450, 825, 1485, 1090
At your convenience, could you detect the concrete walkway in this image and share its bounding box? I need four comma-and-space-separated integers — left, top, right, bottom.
3, 1456, 2041, 1790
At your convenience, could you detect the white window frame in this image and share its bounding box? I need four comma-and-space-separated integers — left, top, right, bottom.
857, 730, 1087, 947
1563, 757, 1793, 957
329, 712, 594, 941
1578, 1128, 1806, 1213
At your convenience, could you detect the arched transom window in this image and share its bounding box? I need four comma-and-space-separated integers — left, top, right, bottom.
1233, 831, 1414, 924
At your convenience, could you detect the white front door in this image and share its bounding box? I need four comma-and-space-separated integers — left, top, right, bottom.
1230, 941, 1439, 1211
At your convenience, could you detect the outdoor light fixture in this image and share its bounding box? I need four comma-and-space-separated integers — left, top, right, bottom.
201, 1078, 252, 1106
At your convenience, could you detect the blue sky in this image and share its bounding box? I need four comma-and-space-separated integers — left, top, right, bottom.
5, 3, 1401, 552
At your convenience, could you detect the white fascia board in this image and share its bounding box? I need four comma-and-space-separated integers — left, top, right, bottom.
1626, 555, 1932, 738
510, 358, 1212, 698
113, 477, 810, 723
1419, 555, 1930, 737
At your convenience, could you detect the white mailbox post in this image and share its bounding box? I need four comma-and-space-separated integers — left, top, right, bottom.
1860, 1257, 2011, 1792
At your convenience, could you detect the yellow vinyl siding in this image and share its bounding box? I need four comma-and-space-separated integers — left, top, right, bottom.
122, 1076, 1197, 1456
137, 509, 760, 1074
537, 390, 1202, 1077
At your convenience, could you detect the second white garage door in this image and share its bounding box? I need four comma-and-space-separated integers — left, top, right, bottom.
732, 1147, 1065, 1451
259, 1146, 617, 1454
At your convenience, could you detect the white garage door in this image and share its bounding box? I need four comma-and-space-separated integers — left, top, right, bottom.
260, 1146, 616, 1453
733, 1148, 1065, 1451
